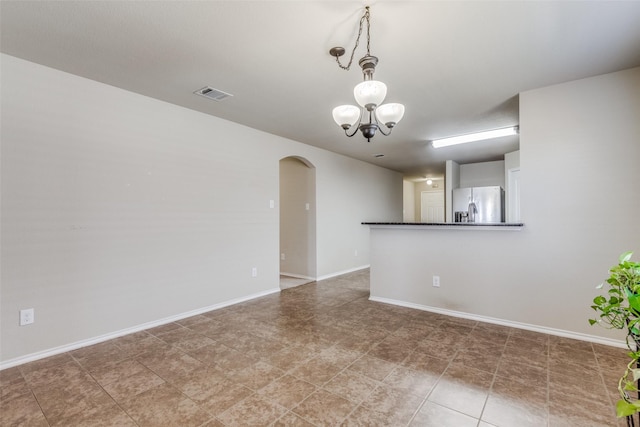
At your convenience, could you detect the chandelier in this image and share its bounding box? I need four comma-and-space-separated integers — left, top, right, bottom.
330, 6, 405, 142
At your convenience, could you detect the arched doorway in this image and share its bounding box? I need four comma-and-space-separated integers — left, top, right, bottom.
279, 157, 316, 289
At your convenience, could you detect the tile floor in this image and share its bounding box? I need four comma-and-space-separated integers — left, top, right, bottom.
0, 269, 631, 426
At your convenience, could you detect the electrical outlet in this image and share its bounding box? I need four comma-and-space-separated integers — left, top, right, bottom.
432, 275, 440, 287
251, 267, 258, 277
354, 249, 358, 256
20, 308, 34, 326
281, 253, 286, 261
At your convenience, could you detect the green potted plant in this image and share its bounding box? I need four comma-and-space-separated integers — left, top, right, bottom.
590, 251, 640, 422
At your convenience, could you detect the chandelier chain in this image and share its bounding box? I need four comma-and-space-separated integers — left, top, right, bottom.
334, 6, 371, 71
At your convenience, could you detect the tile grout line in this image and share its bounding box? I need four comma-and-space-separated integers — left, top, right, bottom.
474, 328, 511, 427
404, 347, 461, 427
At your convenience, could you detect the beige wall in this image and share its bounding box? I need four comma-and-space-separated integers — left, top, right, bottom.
403, 180, 415, 222
445, 160, 460, 222
459, 160, 505, 189
504, 150, 521, 221
370, 66, 640, 344
0, 54, 402, 364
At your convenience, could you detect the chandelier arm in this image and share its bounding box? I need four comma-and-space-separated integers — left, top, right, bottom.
344, 126, 360, 138
333, 7, 370, 71
377, 122, 392, 136
344, 107, 365, 137
371, 111, 391, 136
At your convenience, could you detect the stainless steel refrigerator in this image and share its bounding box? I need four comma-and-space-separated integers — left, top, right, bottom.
452, 186, 505, 223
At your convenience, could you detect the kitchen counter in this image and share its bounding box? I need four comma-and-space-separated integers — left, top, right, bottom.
362, 222, 524, 230
365, 221, 526, 337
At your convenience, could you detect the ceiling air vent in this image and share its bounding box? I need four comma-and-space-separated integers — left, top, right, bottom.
194, 86, 233, 101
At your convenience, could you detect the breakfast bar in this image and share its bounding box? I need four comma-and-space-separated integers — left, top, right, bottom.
362, 222, 524, 230
362, 221, 527, 328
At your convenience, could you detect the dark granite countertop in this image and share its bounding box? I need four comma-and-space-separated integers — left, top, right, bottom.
362, 222, 524, 229
363, 222, 523, 226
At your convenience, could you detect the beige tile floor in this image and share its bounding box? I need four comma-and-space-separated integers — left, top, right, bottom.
0, 269, 630, 426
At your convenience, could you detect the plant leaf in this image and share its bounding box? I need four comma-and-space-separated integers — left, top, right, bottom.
620, 251, 634, 263
629, 294, 640, 313
617, 399, 639, 417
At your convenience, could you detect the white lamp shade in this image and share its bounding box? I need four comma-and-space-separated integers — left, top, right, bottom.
375, 103, 405, 126
354, 80, 387, 108
332, 105, 360, 128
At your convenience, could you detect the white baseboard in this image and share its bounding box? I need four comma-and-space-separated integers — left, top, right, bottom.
0, 287, 281, 370
280, 265, 371, 283
316, 265, 370, 282
369, 296, 626, 349
280, 272, 315, 281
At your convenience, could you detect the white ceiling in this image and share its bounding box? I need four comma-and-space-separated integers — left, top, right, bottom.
3, 1, 640, 180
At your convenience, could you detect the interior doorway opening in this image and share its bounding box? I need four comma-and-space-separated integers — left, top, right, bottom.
279, 156, 316, 289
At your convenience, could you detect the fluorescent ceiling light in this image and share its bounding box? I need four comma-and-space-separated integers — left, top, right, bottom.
431, 126, 519, 148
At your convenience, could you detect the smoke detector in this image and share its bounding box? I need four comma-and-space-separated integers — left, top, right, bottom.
194, 86, 233, 101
